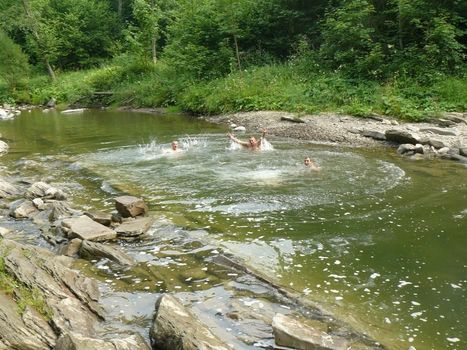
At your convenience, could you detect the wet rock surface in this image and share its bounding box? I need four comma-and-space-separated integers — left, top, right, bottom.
62, 215, 117, 241
115, 195, 148, 218
149, 294, 234, 350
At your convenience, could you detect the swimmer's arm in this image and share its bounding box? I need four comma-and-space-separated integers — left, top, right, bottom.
228, 133, 249, 146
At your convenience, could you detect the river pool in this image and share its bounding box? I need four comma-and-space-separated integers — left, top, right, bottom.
1, 109, 465, 349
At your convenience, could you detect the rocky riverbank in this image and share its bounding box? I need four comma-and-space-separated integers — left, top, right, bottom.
206, 111, 467, 164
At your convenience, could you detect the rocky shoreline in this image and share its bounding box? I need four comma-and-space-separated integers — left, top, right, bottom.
206, 111, 467, 164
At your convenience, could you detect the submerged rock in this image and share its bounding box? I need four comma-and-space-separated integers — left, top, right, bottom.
115, 195, 148, 218
149, 294, 233, 350
62, 215, 117, 241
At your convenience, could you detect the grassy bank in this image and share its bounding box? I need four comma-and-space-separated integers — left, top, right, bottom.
4, 57, 466, 121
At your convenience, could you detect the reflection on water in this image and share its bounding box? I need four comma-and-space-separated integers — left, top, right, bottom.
0, 110, 465, 350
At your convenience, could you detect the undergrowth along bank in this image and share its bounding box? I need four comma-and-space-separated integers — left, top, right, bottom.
2, 57, 466, 121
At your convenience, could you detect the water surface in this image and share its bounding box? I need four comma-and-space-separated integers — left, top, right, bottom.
1, 109, 465, 349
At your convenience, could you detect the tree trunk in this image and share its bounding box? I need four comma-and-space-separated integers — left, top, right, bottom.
118, 0, 123, 17
22, 0, 56, 81
397, 0, 404, 50
152, 36, 157, 64
233, 35, 241, 71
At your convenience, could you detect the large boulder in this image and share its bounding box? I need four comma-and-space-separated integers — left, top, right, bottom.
149, 294, 233, 350
385, 129, 420, 145
79, 240, 136, 266
62, 215, 117, 241
54, 332, 149, 350
115, 217, 154, 238
115, 196, 148, 218
0, 295, 56, 350
272, 313, 348, 350
361, 130, 386, 141
0, 239, 105, 348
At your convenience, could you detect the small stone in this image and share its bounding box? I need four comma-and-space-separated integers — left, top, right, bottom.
115, 196, 148, 218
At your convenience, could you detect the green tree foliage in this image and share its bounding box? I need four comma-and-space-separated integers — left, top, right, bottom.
0, 29, 30, 90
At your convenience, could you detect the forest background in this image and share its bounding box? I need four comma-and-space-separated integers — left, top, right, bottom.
0, 0, 465, 120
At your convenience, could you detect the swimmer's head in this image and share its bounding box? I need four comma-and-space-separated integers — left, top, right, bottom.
248, 137, 258, 147
171, 141, 178, 151
304, 157, 313, 166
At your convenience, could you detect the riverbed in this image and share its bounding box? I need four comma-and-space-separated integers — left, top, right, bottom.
1, 109, 465, 349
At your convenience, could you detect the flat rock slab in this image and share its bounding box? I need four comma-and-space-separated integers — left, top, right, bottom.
150, 294, 233, 350
85, 211, 112, 226
272, 313, 348, 350
79, 240, 136, 266
115, 217, 154, 238
419, 127, 459, 136
115, 195, 148, 218
62, 215, 117, 241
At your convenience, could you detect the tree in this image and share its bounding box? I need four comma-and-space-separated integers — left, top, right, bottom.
0, 29, 30, 90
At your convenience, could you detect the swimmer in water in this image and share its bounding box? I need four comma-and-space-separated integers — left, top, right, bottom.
304, 157, 321, 171
228, 128, 268, 150
171, 140, 179, 151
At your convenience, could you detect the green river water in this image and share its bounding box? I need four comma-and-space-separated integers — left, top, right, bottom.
1, 109, 465, 350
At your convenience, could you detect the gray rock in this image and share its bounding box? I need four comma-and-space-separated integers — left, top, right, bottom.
150, 294, 233, 350
25, 182, 66, 200
0, 294, 56, 350
115, 217, 154, 238
48, 200, 78, 221
0, 140, 9, 154
46, 98, 56, 108
55, 332, 150, 350
281, 116, 306, 123
0, 239, 105, 346
442, 112, 467, 124
115, 196, 148, 218
361, 130, 386, 141
85, 211, 112, 226
397, 144, 415, 155
427, 139, 447, 149
10, 200, 39, 219
0, 177, 19, 198
59, 238, 83, 257
272, 313, 348, 350
385, 129, 420, 144
233, 126, 246, 132
62, 215, 117, 241
0, 226, 11, 238
79, 240, 136, 266
419, 127, 459, 136
434, 118, 457, 127
459, 148, 467, 157
32, 197, 46, 210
